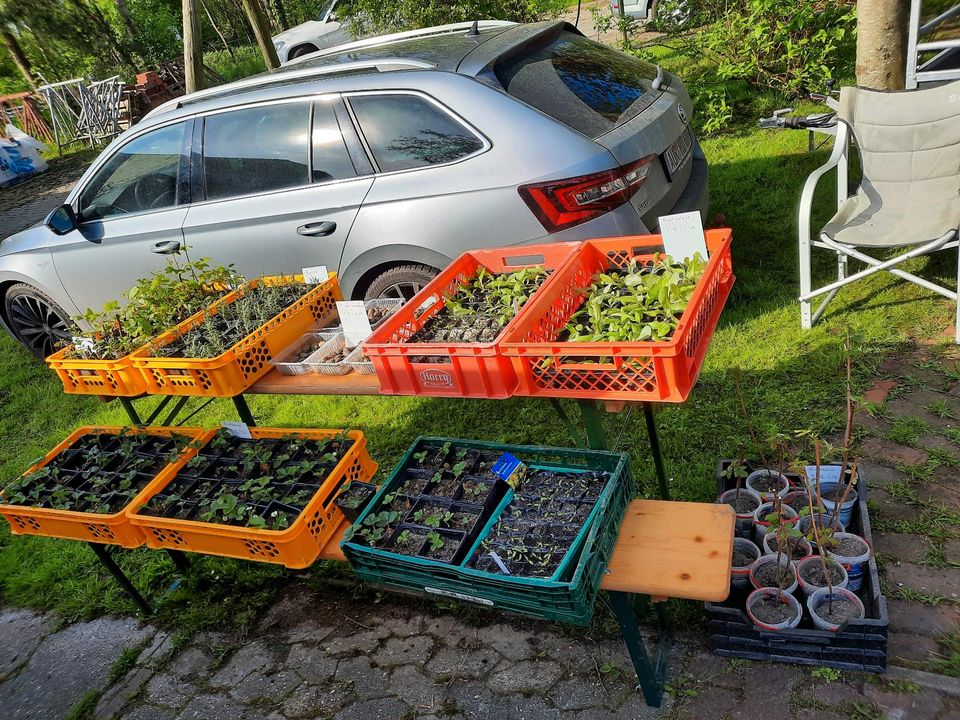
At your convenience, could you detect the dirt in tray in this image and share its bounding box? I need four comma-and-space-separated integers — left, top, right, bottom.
814, 597, 860, 624
390, 527, 428, 555
367, 306, 393, 325
724, 493, 760, 513
832, 535, 868, 557
799, 560, 845, 586
753, 562, 793, 588
732, 546, 758, 568
751, 594, 796, 624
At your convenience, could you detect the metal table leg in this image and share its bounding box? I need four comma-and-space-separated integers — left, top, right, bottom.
88, 543, 152, 615
119, 398, 142, 426
165, 549, 191, 574
609, 591, 672, 708
577, 399, 608, 450
642, 402, 670, 500
232, 395, 257, 426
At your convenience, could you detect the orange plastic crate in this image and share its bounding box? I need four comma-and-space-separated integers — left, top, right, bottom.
363, 243, 579, 399
131, 275, 342, 397
0, 426, 207, 547
46, 285, 245, 398
128, 428, 378, 569
501, 229, 735, 402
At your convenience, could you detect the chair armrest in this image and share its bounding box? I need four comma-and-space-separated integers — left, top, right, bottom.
799, 122, 850, 246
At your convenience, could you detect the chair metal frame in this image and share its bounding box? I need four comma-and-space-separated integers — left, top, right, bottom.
798, 119, 960, 342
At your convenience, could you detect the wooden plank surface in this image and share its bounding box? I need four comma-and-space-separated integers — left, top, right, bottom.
319, 499, 734, 602
249, 370, 381, 396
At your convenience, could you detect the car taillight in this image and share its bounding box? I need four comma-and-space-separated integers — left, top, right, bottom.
518, 156, 655, 233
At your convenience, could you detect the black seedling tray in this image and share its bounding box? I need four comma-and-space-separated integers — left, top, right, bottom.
707, 461, 887, 672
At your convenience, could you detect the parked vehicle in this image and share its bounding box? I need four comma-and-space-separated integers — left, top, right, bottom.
272, 0, 352, 63
0, 20, 708, 358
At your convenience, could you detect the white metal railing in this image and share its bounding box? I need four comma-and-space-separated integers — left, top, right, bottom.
907, 0, 960, 88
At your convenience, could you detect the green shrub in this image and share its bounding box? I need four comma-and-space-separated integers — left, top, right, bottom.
205, 46, 267, 84
337, 0, 567, 36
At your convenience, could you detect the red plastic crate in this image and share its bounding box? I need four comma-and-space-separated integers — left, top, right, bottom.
501, 229, 734, 402
363, 242, 579, 399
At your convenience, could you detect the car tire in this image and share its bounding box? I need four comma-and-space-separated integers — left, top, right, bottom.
364, 264, 439, 301
3, 283, 73, 359
289, 44, 319, 60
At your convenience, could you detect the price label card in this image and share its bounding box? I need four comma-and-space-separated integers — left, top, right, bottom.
659, 211, 707, 262
804, 465, 842, 484
336, 300, 373, 346
221, 421, 253, 439
302, 265, 329, 284
492, 452, 528, 490
73, 336, 96, 352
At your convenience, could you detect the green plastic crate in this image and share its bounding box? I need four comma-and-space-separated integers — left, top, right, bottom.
341, 437, 634, 624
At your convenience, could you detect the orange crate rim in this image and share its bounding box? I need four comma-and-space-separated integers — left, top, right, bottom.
127, 427, 378, 569
130, 274, 342, 397
500, 229, 735, 402
0, 425, 207, 547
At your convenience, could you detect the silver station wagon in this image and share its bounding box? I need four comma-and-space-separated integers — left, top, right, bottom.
0, 20, 707, 357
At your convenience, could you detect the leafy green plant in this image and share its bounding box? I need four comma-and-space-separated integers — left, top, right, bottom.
426, 531, 445, 552
565, 253, 706, 342
68, 254, 242, 360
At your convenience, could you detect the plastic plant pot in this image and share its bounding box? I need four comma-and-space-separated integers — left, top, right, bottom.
745, 587, 803, 631
806, 586, 865, 632
334, 481, 378, 523
748, 553, 798, 594
719, 488, 762, 539
818, 481, 857, 528
752, 502, 799, 545
797, 512, 845, 539
745, 469, 790, 502
762, 533, 812, 561
796, 554, 849, 599
783, 490, 814, 515
731, 537, 761, 591
825, 532, 872, 592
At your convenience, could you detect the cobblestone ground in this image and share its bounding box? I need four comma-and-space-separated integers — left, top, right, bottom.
0, 149, 96, 237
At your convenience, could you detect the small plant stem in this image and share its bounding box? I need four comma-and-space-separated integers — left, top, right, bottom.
829, 459, 860, 532
836, 326, 855, 508
735, 444, 745, 507
809, 440, 833, 614
774, 495, 786, 591
733, 373, 770, 468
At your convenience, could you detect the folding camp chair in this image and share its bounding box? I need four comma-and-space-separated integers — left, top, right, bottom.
798, 80, 960, 341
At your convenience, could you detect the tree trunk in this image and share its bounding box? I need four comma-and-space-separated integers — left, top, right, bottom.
114, 0, 138, 40
241, 0, 280, 70
202, 0, 235, 57
273, 0, 289, 29
70, 0, 139, 70
856, 0, 907, 90
0, 29, 37, 90
183, 0, 205, 92
230, 0, 256, 44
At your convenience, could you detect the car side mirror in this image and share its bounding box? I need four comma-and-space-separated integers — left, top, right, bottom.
327, 12, 337, 22
45, 204, 78, 236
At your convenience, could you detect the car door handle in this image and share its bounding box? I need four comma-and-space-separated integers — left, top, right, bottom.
297, 221, 337, 237
151, 240, 182, 255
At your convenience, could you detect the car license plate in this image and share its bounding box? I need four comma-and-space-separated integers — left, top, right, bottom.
664, 127, 694, 178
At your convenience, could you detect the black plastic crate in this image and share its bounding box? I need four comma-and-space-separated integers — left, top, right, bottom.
707, 461, 888, 672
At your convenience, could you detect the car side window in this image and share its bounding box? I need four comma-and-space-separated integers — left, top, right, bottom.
203, 103, 310, 201
78, 122, 186, 222
312, 100, 358, 183
348, 94, 484, 173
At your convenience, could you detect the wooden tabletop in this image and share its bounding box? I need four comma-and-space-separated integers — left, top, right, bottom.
249, 370, 381, 396
319, 499, 734, 602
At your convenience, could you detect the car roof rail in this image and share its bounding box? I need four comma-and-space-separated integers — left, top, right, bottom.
145, 58, 436, 119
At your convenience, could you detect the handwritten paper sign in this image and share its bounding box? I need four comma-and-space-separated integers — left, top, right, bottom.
336, 301, 373, 346
302, 266, 329, 284
804, 465, 843, 485
221, 421, 253, 439
659, 211, 707, 262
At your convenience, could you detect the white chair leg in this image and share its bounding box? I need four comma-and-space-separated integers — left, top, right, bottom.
800, 233, 813, 329
955, 246, 960, 345
837, 250, 848, 281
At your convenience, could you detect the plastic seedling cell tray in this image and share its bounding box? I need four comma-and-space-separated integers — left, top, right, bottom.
0, 426, 206, 547
131, 275, 342, 397
303, 333, 352, 376
271, 332, 339, 375
341, 437, 634, 625
363, 243, 579, 399
707, 461, 887, 672
501, 229, 734, 402
128, 427, 378, 568
343, 345, 376, 375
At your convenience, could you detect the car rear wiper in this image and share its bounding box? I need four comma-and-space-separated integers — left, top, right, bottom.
652, 64, 668, 92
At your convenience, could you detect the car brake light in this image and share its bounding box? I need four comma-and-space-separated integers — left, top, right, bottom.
518, 156, 655, 233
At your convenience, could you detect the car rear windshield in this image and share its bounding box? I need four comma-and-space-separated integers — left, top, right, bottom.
494, 31, 660, 138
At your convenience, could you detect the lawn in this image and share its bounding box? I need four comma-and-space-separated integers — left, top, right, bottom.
0, 120, 955, 634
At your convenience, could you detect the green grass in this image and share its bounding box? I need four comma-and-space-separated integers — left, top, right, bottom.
934, 631, 960, 677
886, 416, 930, 445
0, 116, 957, 633
64, 689, 99, 720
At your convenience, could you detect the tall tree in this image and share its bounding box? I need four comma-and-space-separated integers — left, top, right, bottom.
272, 0, 288, 29
113, 0, 137, 40
0, 28, 36, 89
182, 0, 204, 92
856, 0, 907, 90
241, 0, 279, 70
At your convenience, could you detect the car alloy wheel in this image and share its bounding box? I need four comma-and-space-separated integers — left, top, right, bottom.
5, 286, 73, 358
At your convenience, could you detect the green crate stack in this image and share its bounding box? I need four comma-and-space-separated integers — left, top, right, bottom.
340, 437, 635, 625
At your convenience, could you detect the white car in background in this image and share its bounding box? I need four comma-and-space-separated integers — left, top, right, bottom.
272, 0, 352, 63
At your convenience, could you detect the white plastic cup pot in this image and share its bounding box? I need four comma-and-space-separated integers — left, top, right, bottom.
748, 553, 799, 594
762, 532, 812, 560
796, 554, 849, 599
745, 587, 803, 631
806, 586, 865, 632
731, 537, 762, 591
783, 489, 813, 515
753, 502, 799, 545
797, 512, 845, 539
825, 532, 872, 592
719, 488, 763, 539
745, 469, 790, 502
817, 481, 857, 527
